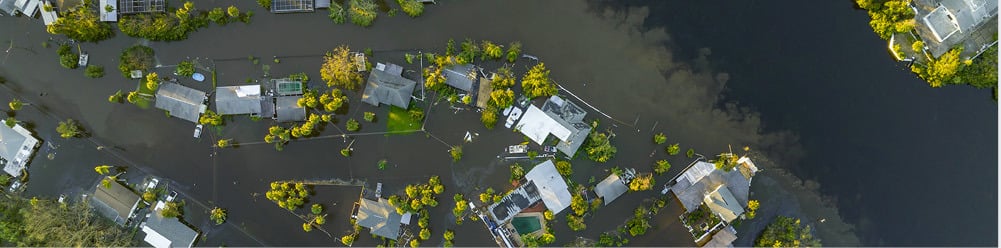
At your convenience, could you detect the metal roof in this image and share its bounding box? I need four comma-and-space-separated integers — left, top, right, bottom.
443, 64, 475, 91
704, 225, 738, 248
0, 0, 16, 16
215, 85, 262, 115
923, 5, 961, 42
91, 181, 140, 226
270, 0, 313, 13
594, 174, 628, 205
704, 185, 744, 223
0, 121, 37, 177
116, 0, 163, 14
155, 83, 207, 123
362, 63, 416, 109
524, 160, 572, 214
516, 97, 592, 157
142, 210, 199, 248
40, 2, 57, 25
356, 198, 402, 240
275, 96, 306, 122
671, 160, 755, 213
488, 181, 541, 224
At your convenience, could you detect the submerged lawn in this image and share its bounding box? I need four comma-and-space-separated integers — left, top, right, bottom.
386, 106, 421, 135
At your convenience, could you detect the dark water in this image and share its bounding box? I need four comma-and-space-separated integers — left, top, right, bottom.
0, 0, 995, 246
606, 0, 999, 245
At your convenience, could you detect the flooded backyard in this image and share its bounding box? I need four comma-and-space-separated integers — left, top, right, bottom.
0, 0, 996, 246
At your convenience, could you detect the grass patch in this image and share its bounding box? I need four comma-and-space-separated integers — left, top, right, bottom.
132, 78, 157, 109
386, 106, 421, 135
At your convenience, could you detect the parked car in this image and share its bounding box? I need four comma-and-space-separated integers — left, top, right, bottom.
543, 146, 557, 153
145, 178, 159, 191
193, 124, 203, 138
166, 191, 178, 202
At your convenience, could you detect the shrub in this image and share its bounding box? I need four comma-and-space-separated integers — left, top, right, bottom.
349, 0, 377, 27
346, 118, 359, 131
363, 112, 375, 122
85, 65, 104, 78
397, 0, 423, 17
118, 45, 155, 78
57, 45, 78, 69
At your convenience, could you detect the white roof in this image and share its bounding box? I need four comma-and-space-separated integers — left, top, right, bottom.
524, 160, 572, 214
40, 2, 56, 25
142, 226, 172, 248
0, 120, 38, 177
516, 105, 571, 145
234, 85, 260, 97
99, 0, 116, 22
679, 161, 715, 186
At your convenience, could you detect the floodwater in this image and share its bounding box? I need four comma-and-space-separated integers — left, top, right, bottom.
0, 0, 995, 246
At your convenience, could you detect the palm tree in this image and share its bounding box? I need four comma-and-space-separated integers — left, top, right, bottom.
8, 99, 22, 111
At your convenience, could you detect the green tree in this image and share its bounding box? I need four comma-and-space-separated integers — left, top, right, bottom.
2, 195, 135, 246
566, 214, 586, 231
346, 118, 360, 131
653, 160, 671, 175
176, 61, 195, 77
457, 39, 480, 64
160, 201, 184, 218
46, 1, 114, 42
555, 160, 573, 176
227, 5, 240, 18
340, 147, 351, 157
491, 67, 516, 89
480, 107, 498, 129
419, 228, 430, 240
409, 239, 419, 248
210, 207, 226, 225
348, 0, 378, 27
328, 2, 346, 24
257, 0, 272, 9
302, 222, 313, 232
109, 90, 124, 103
912, 48, 962, 88
118, 45, 154, 78
653, 132, 666, 144
521, 63, 557, 98
449, 145, 463, 161
509, 163, 525, 183
911, 40, 924, 54
858, 0, 915, 39
311, 204, 323, 215
396, 0, 423, 17
3, 117, 14, 128
320, 46, 363, 89
585, 130, 616, 163
217, 139, 232, 148
506, 42, 522, 63
544, 210, 554, 221
8, 99, 22, 111
363, 112, 375, 122
145, 72, 160, 91
628, 173, 655, 191
208, 8, 227, 24
56, 119, 84, 138
85, 65, 104, 78
686, 148, 695, 158
747, 200, 760, 219
481, 41, 503, 60
199, 110, 223, 126
489, 88, 515, 108
94, 165, 113, 175
666, 143, 680, 155
755, 216, 821, 247
57, 45, 79, 69
142, 190, 156, 203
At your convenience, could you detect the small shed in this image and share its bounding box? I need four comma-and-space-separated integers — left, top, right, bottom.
594, 173, 628, 205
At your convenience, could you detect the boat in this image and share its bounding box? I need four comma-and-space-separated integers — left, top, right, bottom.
504, 107, 523, 128
77, 53, 88, 67
507, 144, 528, 154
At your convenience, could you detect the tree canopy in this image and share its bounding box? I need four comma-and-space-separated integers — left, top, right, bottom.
521, 63, 557, 99
320, 46, 363, 90
56, 119, 84, 138
47, 0, 114, 42
0, 195, 134, 246
755, 216, 822, 247
856, 0, 915, 39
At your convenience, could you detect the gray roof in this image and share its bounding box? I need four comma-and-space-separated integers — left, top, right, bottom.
270, 0, 313, 13
704, 185, 744, 223
155, 83, 206, 123
215, 85, 262, 115
0, 0, 16, 16
541, 96, 591, 157
356, 198, 402, 240
90, 181, 140, 226
671, 161, 755, 213
362, 63, 416, 109
443, 64, 476, 92
275, 96, 306, 122
594, 174, 628, 205
704, 225, 738, 248
143, 211, 199, 248
942, 0, 997, 32
315, 0, 329, 8
923, 5, 961, 42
